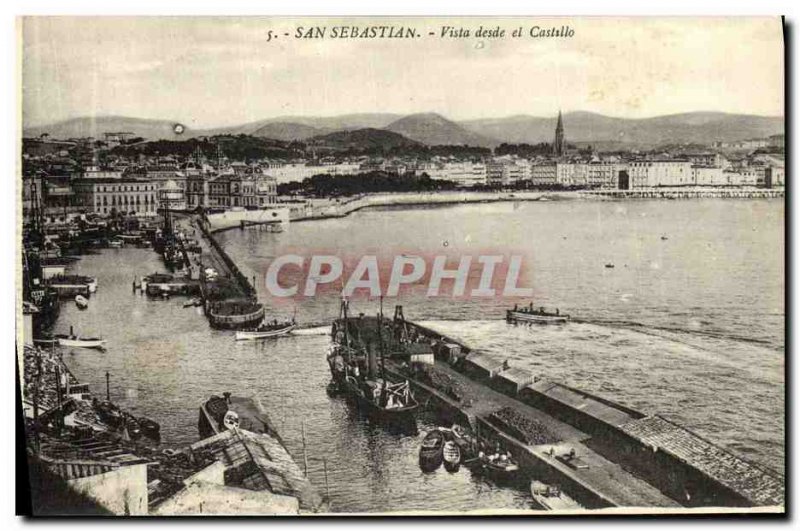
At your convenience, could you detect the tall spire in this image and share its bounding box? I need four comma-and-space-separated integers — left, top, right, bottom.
554, 110, 565, 158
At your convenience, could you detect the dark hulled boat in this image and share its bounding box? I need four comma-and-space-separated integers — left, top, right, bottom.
419, 429, 445, 471
327, 300, 419, 425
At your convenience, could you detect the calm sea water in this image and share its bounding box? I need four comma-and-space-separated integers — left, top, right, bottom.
55, 198, 784, 512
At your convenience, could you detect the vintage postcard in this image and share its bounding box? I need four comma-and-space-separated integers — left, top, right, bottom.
17, 16, 785, 516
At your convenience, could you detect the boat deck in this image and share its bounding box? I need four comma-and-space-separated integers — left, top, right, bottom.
388, 359, 680, 509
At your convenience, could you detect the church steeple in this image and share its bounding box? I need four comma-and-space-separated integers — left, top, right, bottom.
553, 110, 566, 158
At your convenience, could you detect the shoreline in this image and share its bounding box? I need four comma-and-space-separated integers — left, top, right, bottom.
286, 188, 784, 224
201, 188, 784, 232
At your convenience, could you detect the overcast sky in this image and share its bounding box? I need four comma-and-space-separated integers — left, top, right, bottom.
21, 16, 784, 128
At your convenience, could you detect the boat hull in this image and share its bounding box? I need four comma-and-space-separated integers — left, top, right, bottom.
56, 336, 106, 349
530, 481, 582, 511
419, 430, 445, 471
235, 324, 296, 341
442, 440, 462, 472
506, 310, 569, 324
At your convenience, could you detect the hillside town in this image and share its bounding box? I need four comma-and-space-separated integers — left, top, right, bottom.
22, 111, 785, 225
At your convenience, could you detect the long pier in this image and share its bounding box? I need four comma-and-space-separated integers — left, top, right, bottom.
340, 314, 784, 510
173, 214, 265, 330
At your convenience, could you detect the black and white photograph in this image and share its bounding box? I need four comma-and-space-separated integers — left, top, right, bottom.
15, 15, 785, 516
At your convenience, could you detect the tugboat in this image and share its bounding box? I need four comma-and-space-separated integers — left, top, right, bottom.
506, 303, 570, 324
327, 299, 419, 424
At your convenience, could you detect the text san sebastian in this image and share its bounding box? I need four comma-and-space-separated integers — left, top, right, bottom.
295, 26, 418, 39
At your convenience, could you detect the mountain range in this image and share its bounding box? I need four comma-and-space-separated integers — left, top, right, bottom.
24, 111, 784, 149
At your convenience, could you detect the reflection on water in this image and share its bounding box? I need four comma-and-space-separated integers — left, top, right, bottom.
53, 199, 784, 512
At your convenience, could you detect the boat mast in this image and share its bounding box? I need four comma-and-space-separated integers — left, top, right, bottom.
378, 297, 386, 377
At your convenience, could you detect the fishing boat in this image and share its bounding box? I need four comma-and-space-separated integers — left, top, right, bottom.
56, 334, 106, 349
442, 440, 462, 472
530, 480, 583, 511
235, 321, 296, 341
75, 294, 89, 309
328, 300, 420, 424
506, 305, 569, 324
108, 238, 124, 248
604, 263, 615, 269
419, 429, 445, 471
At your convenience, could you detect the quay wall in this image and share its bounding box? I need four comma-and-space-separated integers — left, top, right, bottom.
474, 416, 616, 509
196, 217, 257, 300
206, 207, 291, 233
386, 364, 614, 509
397, 319, 783, 507
587, 426, 752, 508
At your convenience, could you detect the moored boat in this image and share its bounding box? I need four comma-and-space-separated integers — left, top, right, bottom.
478, 451, 519, 478
530, 480, 583, 511
235, 321, 296, 341
419, 429, 445, 471
74, 294, 89, 309
183, 297, 203, 308
442, 440, 462, 472
328, 300, 420, 425
56, 334, 106, 349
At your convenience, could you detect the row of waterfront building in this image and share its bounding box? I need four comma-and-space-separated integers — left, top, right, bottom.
24, 161, 280, 221
421, 153, 784, 189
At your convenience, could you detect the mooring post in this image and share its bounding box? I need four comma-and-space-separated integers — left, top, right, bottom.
106, 371, 110, 401
301, 420, 309, 476
54, 365, 63, 435
323, 457, 330, 501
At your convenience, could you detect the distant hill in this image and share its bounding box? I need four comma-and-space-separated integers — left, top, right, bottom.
306, 128, 422, 151
250, 121, 328, 141
23, 116, 188, 141
274, 113, 403, 131
460, 111, 784, 147
386, 113, 498, 147
26, 111, 784, 148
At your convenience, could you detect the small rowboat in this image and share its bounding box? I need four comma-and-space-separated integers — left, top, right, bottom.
419, 429, 445, 471
480, 453, 519, 478
183, 297, 203, 308
530, 480, 583, 511
75, 295, 89, 309
235, 323, 296, 341
56, 334, 106, 349
108, 239, 124, 248
442, 440, 461, 472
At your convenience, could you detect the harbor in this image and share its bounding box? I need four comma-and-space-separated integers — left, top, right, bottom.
18, 195, 785, 514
